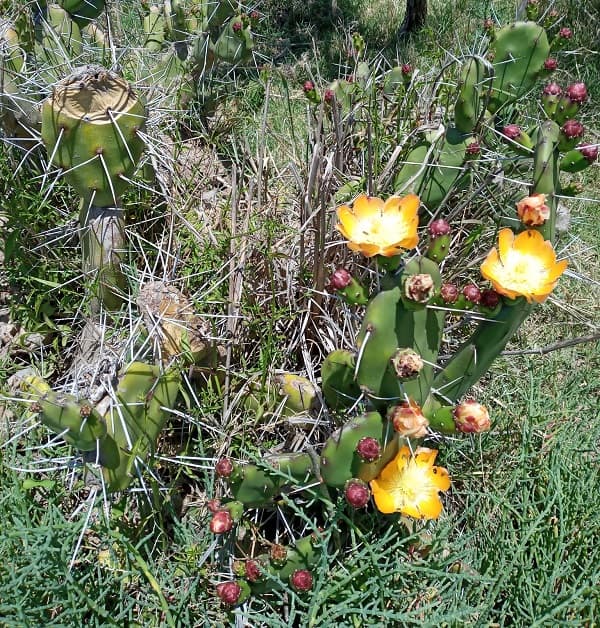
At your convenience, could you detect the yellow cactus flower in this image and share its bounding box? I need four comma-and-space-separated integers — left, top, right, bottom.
336, 194, 420, 257
370, 446, 450, 519
480, 228, 567, 303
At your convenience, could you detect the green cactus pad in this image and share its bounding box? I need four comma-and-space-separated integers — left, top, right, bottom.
144, 6, 166, 51
44, 4, 83, 57
488, 22, 549, 113
58, 0, 105, 26
320, 411, 399, 487
321, 349, 361, 410
275, 373, 321, 415
211, 18, 253, 64
454, 56, 488, 134
228, 453, 315, 506
560, 149, 591, 174
41, 67, 146, 207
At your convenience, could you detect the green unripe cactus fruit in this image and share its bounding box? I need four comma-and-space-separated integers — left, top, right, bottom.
41, 67, 146, 207
488, 22, 549, 113
275, 373, 321, 415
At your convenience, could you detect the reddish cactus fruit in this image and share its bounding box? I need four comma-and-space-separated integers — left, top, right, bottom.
328, 267, 352, 290
245, 560, 262, 583
463, 284, 481, 304
578, 144, 599, 163
543, 82, 562, 97
324, 88, 335, 103
566, 83, 588, 104
562, 120, 584, 139
440, 282, 459, 304
231, 20, 243, 32
466, 141, 481, 156
216, 581, 242, 606
558, 27, 572, 39
207, 498, 221, 513
483, 18, 494, 31
290, 569, 314, 592
356, 436, 381, 462
543, 58, 558, 71
210, 510, 233, 534
215, 457, 234, 478
428, 218, 451, 237
502, 124, 522, 140
401, 63, 412, 75
480, 289, 501, 309
345, 479, 370, 508
303, 80, 315, 93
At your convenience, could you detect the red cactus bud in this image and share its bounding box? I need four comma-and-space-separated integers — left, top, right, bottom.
207, 498, 221, 513
578, 143, 599, 163
245, 559, 262, 583
324, 88, 335, 103
559, 27, 572, 39
480, 288, 500, 309
502, 124, 522, 140
210, 510, 233, 534
483, 18, 494, 31
562, 119, 584, 139
463, 284, 481, 304
215, 457, 234, 478
356, 436, 381, 462
344, 479, 370, 508
543, 82, 562, 96
328, 267, 352, 290
303, 80, 315, 93
466, 141, 480, 155
290, 569, 313, 592
232, 20, 243, 32
250, 10, 259, 20
453, 400, 491, 433
216, 581, 242, 605
543, 58, 558, 71
440, 282, 459, 304
401, 63, 412, 75
566, 82, 588, 104
428, 218, 451, 237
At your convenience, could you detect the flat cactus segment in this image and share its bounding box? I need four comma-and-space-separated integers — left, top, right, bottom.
454, 56, 488, 133
488, 21, 549, 113
144, 5, 166, 51
103, 363, 181, 492
274, 373, 321, 415
58, 0, 105, 26
211, 18, 253, 64
20, 374, 107, 451
431, 344, 477, 403
321, 349, 361, 410
228, 453, 314, 506
41, 67, 146, 206
45, 4, 83, 57
532, 120, 560, 241
320, 411, 399, 487
560, 149, 592, 174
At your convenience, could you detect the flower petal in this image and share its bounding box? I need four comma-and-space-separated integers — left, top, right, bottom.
497, 228, 515, 265
353, 195, 384, 218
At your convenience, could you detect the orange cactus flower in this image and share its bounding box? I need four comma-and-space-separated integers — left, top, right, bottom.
336, 194, 419, 257
370, 446, 450, 519
516, 193, 550, 226
480, 228, 567, 303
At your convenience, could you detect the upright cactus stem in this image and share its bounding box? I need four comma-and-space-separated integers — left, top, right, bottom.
531, 120, 560, 241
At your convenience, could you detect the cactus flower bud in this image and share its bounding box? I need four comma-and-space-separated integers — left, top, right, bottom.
483, 18, 494, 31
578, 143, 599, 163
231, 20, 243, 32
516, 193, 550, 226
216, 581, 242, 605
542, 82, 563, 119
440, 282, 459, 304
453, 400, 491, 433
559, 120, 584, 151
566, 82, 588, 104
345, 479, 371, 508
502, 125, 533, 152
324, 88, 335, 103
463, 283, 481, 304
405, 273, 435, 303
245, 559, 262, 583
250, 10, 260, 20
389, 400, 429, 438
290, 569, 314, 592
215, 457, 234, 478
210, 510, 233, 534
401, 63, 412, 75
466, 140, 481, 156
558, 27, 572, 39
303, 80, 315, 93
356, 436, 381, 462
543, 58, 558, 71
543, 82, 562, 97
428, 218, 451, 237
207, 498, 221, 513
327, 267, 368, 305
502, 124, 522, 140
480, 288, 501, 309
391, 348, 424, 380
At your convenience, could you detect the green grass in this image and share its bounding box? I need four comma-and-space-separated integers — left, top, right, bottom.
1, 0, 599, 625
